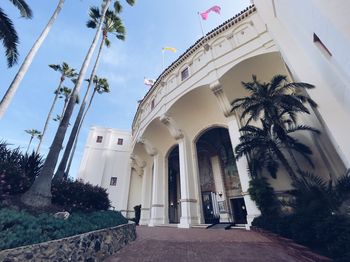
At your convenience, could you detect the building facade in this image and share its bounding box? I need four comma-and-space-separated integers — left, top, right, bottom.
78, 1, 350, 229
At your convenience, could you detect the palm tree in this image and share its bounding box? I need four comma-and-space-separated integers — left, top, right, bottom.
25, 129, 41, 154
232, 75, 320, 178
231, 75, 317, 126
64, 77, 110, 178
0, 0, 65, 118
59, 86, 72, 120
0, 0, 32, 67
235, 120, 318, 182
54, 7, 125, 181
36, 63, 77, 154
291, 170, 350, 216
21, 0, 133, 208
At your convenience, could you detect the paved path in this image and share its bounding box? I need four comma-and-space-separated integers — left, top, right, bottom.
104, 226, 322, 262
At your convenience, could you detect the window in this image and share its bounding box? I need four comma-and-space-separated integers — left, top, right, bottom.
151, 99, 155, 110
313, 33, 332, 57
110, 177, 117, 186
181, 67, 189, 81
117, 138, 123, 145
96, 136, 103, 143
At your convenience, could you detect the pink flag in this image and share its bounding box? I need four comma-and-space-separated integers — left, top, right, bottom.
200, 5, 221, 20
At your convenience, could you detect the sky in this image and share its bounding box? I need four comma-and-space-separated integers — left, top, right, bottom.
0, 0, 251, 178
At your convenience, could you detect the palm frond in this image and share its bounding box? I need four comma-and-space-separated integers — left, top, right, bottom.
9, 0, 33, 18
286, 124, 321, 135
269, 74, 287, 93
0, 8, 19, 67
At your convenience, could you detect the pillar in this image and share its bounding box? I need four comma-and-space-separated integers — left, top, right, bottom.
149, 152, 166, 226
227, 116, 261, 229
178, 135, 199, 228
140, 164, 152, 225
160, 114, 199, 228
210, 80, 260, 229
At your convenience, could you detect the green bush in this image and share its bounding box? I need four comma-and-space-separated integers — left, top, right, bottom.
252, 214, 350, 261
0, 142, 43, 199
52, 179, 111, 212
0, 208, 128, 251
248, 177, 280, 216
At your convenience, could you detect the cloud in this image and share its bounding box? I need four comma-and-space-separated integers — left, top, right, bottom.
101, 45, 127, 68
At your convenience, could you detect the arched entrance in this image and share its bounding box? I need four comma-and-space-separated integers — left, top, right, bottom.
167, 145, 181, 224
196, 127, 247, 224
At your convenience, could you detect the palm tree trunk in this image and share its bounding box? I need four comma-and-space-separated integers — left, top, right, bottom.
36, 79, 64, 154
21, 0, 111, 208
60, 97, 69, 120
65, 90, 97, 178
54, 33, 106, 181
0, 0, 65, 118
26, 136, 34, 154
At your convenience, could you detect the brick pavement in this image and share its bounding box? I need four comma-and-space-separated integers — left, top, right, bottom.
104, 226, 326, 262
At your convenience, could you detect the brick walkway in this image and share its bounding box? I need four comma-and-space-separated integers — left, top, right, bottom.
104, 226, 327, 262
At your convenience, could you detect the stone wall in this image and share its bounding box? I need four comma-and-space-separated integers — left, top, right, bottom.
0, 223, 136, 262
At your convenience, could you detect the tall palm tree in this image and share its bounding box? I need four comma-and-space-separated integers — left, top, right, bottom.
21, 0, 129, 208
0, 0, 32, 67
59, 86, 73, 120
235, 120, 318, 182
0, 0, 65, 118
64, 77, 110, 178
25, 129, 41, 154
54, 7, 125, 181
232, 74, 320, 178
231, 75, 317, 126
36, 63, 77, 154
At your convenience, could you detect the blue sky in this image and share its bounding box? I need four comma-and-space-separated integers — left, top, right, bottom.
0, 0, 251, 177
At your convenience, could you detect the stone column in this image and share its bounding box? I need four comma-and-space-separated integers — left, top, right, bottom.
149, 152, 166, 226
227, 117, 261, 229
210, 80, 260, 229
138, 138, 165, 226
160, 114, 199, 228
178, 135, 199, 228
140, 164, 152, 225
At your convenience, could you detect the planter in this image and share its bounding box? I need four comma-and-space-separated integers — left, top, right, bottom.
0, 222, 136, 262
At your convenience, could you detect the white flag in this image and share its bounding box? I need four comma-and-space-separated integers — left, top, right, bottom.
144, 78, 156, 87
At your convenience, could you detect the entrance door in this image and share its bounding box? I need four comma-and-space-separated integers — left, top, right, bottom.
230, 198, 247, 224
202, 192, 220, 224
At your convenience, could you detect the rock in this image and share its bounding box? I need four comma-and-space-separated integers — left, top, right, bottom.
53, 211, 70, 220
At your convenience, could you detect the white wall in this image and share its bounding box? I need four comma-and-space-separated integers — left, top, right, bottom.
253, 0, 350, 168
77, 126, 132, 211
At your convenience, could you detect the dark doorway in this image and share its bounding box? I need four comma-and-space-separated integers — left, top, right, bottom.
168, 146, 181, 224
230, 198, 247, 224
196, 127, 241, 224
202, 192, 220, 224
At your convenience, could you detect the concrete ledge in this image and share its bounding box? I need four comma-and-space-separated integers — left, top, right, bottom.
0, 223, 136, 262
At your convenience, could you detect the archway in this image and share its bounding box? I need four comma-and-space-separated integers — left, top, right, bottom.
167, 145, 181, 224
196, 127, 247, 224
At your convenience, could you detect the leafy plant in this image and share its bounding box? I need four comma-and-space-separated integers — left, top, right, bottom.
0, 208, 128, 251
248, 177, 280, 216
51, 179, 111, 212
0, 142, 43, 199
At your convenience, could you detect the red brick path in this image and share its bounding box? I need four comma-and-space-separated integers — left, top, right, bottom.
104, 226, 325, 262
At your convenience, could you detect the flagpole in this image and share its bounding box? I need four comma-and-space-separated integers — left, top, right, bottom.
162, 49, 165, 71
197, 12, 205, 38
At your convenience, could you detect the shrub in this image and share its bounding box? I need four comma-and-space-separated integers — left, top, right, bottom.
252, 213, 350, 261
0, 208, 128, 251
0, 142, 43, 199
52, 179, 111, 212
248, 176, 280, 216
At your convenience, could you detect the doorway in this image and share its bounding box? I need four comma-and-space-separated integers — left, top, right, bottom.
202, 192, 220, 224
168, 146, 181, 224
230, 198, 247, 224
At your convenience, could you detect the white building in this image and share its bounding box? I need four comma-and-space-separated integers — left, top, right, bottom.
78, 1, 350, 229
